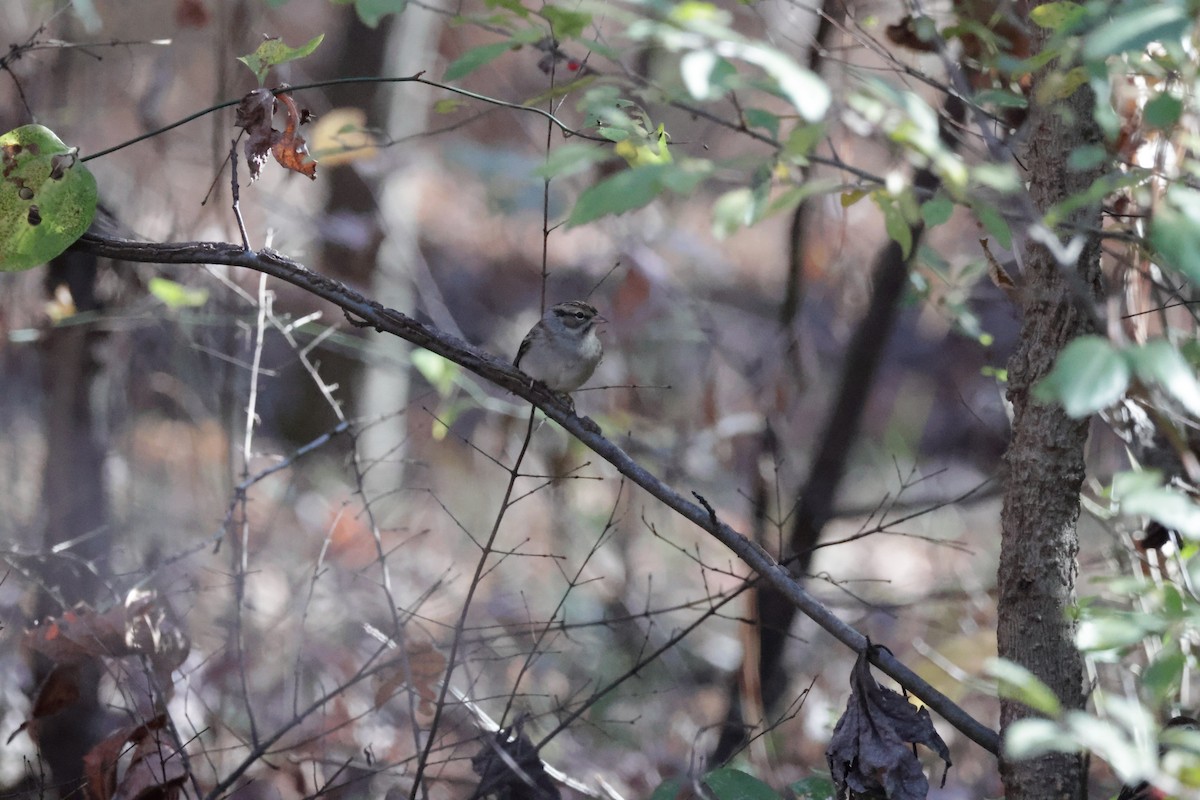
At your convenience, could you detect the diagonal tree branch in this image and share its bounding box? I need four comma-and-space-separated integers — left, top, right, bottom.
74, 231, 1001, 756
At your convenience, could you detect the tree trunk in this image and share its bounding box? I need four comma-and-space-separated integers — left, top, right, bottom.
32, 250, 115, 797
997, 26, 1104, 800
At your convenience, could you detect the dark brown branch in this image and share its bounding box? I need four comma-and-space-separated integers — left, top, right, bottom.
73, 231, 1001, 756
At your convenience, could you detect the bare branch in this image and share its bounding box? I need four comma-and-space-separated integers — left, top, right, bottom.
74, 231, 1001, 756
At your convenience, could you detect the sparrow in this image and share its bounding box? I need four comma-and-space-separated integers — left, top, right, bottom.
513, 300, 605, 393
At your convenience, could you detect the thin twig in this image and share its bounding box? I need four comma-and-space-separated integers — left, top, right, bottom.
75, 231, 1002, 756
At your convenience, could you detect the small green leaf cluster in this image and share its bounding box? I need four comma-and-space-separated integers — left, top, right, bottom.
997, 566, 1200, 795
1034, 336, 1200, 421
237, 34, 324, 85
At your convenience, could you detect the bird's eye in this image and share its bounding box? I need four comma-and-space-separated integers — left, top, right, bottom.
574, 312, 587, 319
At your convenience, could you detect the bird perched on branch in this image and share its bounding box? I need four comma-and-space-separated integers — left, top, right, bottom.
514, 301, 605, 394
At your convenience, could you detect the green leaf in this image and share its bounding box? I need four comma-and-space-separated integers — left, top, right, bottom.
765, 178, 840, 217
1114, 471, 1200, 538
789, 775, 836, 800
784, 122, 825, 160
1144, 92, 1183, 129
1066, 144, 1107, 171
1142, 647, 1186, 705
484, 0, 530, 17
973, 88, 1029, 109
1032, 335, 1130, 417
433, 98, 468, 114
567, 164, 670, 226
1004, 718, 1075, 759
1182, 339, 1200, 369
973, 204, 1012, 250
658, 159, 711, 194
743, 108, 780, 140
648, 778, 685, 800
444, 41, 513, 81
739, 45, 829, 122
985, 658, 1063, 717
1083, 4, 1188, 60
350, 0, 408, 26
840, 188, 869, 208
1129, 339, 1200, 417
411, 349, 459, 397
876, 195, 913, 258
1151, 186, 1200, 285
148, 278, 209, 309
237, 34, 324, 85
703, 767, 780, 800
535, 143, 607, 178
0, 124, 97, 272
1159, 584, 1185, 619
1076, 615, 1152, 652
972, 163, 1023, 193
540, 5, 591, 39
681, 49, 720, 100
1062, 706, 1158, 781
920, 195, 955, 227
1030, 2, 1087, 31
713, 187, 757, 238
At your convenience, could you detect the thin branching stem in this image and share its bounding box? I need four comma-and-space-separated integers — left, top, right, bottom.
75, 232, 1002, 756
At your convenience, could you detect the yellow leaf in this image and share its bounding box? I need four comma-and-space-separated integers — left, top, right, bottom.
309, 108, 379, 167
840, 188, 869, 208
614, 124, 672, 166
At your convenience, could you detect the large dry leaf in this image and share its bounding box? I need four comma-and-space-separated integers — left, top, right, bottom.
23, 603, 126, 664
6, 663, 83, 744
234, 87, 317, 182
84, 714, 186, 800
826, 646, 951, 800
373, 639, 446, 718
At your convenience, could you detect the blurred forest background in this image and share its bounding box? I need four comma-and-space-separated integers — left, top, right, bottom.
2, 0, 1197, 798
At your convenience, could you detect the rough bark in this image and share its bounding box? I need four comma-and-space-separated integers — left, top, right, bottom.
997, 30, 1104, 800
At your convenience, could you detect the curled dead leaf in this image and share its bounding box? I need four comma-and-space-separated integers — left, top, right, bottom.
826, 645, 951, 800
981, 238, 1019, 304
235, 87, 317, 181
271, 92, 317, 180
84, 714, 186, 800
236, 88, 277, 182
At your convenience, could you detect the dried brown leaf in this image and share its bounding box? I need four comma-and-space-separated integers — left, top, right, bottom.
24, 603, 127, 663
373, 640, 446, 717
6, 664, 84, 744
980, 238, 1019, 303
84, 714, 184, 800
271, 92, 317, 180
235, 88, 278, 182
22, 592, 188, 704
234, 88, 317, 181
826, 645, 951, 800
